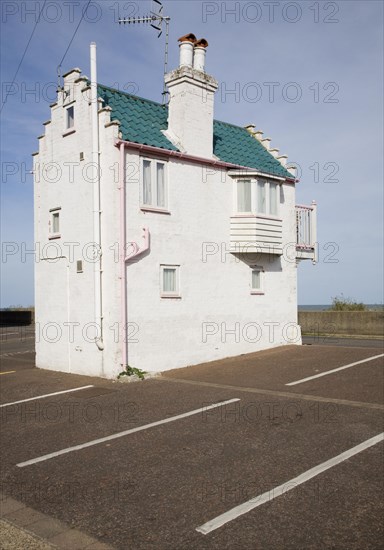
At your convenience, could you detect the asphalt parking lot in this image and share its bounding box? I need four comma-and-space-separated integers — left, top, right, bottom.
1, 327, 383, 549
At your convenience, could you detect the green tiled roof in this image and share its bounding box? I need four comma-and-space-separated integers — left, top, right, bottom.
213, 120, 292, 178
98, 84, 292, 179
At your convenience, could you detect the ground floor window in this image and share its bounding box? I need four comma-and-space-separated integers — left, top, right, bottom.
160, 265, 180, 298
251, 266, 264, 294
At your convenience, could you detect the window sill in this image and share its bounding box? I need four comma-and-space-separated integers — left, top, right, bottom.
160, 295, 181, 299
48, 233, 61, 240
62, 128, 76, 137
250, 291, 264, 295
141, 206, 170, 215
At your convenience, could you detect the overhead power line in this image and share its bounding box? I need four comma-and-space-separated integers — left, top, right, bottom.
0, 0, 47, 114
57, 0, 92, 87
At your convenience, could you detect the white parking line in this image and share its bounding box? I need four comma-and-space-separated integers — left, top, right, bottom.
0, 385, 95, 408
16, 398, 240, 468
196, 432, 384, 535
285, 353, 384, 386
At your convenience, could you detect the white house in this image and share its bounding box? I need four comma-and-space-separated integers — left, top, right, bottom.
33, 35, 317, 379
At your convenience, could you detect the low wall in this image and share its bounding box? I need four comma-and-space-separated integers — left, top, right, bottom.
0, 310, 33, 326
298, 311, 384, 337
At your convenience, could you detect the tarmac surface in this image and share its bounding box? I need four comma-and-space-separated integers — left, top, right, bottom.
0, 327, 383, 549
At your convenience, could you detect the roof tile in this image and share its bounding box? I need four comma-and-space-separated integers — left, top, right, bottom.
98, 84, 292, 179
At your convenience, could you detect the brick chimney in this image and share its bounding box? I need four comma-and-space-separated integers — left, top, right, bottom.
164, 34, 218, 158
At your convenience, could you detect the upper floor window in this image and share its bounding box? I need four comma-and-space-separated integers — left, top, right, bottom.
49, 207, 61, 239
141, 158, 167, 210
236, 179, 280, 217
66, 106, 74, 129
237, 179, 252, 213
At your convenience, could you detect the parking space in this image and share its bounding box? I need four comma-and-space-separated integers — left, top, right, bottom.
1, 330, 383, 549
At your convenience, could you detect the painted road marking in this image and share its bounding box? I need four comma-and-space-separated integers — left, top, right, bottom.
163, 377, 384, 410
196, 432, 384, 535
0, 371, 16, 376
17, 398, 240, 468
0, 385, 95, 408
0, 350, 35, 357
286, 353, 384, 386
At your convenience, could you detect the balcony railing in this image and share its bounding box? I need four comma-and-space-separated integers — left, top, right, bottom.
296, 201, 317, 262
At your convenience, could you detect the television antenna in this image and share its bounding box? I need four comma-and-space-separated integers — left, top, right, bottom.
119, 0, 171, 104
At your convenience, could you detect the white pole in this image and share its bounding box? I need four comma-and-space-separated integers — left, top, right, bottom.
311, 200, 318, 264
90, 42, 104, 349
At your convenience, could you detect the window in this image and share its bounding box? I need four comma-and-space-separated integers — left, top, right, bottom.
160, 265, 180, 298
237, 179, 252, 213
141, 158, 167, 209
66, 106, 74, 129
236, 179, 280, 217
257, 181, 266, 214
269, 183, 278, 216
49, 208, 61, 238
251, 267, 264, 294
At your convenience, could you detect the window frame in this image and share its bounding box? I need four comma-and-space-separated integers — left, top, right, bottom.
235, 178, 280, 218
63, 102, 76, 136
250, 265, 264, 295
160, 264, 180, 298
66, 105, 74, 130
140, 157, 169, 212
49, 207, 61, 239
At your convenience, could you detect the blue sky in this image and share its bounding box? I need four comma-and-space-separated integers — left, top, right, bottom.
1, 0, 383, 306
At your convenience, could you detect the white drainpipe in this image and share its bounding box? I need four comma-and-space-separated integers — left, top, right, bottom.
90, 42, 104, 350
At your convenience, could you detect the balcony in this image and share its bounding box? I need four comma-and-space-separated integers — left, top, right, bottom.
295, 201, 317, 262
229, 201, 317, 262
230, 215, 283, 255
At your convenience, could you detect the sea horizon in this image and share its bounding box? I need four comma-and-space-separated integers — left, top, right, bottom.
298, 304, 383, 311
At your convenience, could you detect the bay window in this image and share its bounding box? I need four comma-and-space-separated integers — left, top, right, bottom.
236, 179, 280, 217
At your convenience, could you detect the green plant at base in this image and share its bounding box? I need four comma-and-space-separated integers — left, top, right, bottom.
329, 294, 366, 311
117, 365, 147, 380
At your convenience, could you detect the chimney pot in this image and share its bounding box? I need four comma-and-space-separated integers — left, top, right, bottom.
193, 39, 209, 72
178, 33, 197, 43
195, 38, 209, 48
178, 33, 197, 68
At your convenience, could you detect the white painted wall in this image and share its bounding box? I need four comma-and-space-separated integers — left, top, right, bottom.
34, 69, 122, 378
124, 152, 299, 373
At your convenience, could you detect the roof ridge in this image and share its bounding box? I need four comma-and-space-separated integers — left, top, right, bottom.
97, 83, 167, 109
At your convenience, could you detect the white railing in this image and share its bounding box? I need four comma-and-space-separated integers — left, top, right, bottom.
295, 201, 317, 262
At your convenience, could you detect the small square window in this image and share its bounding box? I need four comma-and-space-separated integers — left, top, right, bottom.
251, 267, 264, 294
66, 106, 74, 129
76, 260, 83, 273
160, 265, 180, 298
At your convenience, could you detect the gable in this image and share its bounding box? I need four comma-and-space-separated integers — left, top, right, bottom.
98, 84, 292, 179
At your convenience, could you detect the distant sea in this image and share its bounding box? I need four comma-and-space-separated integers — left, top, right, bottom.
298, 304, 384, 311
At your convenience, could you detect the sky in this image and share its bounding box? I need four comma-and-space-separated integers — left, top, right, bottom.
0, 0, 383, 307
